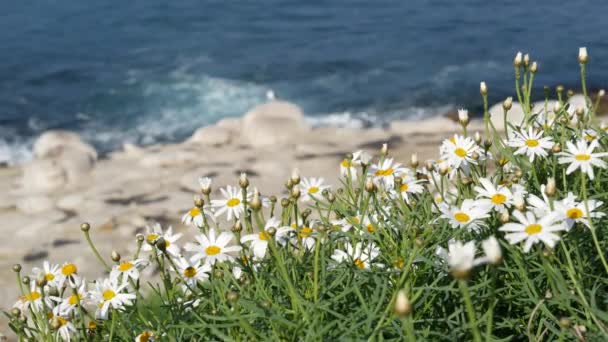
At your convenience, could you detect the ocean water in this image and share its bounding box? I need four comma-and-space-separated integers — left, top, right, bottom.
1, 0, 608, 164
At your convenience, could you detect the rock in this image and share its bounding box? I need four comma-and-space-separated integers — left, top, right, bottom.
489, 102, 525, 131
59, 147, 96, 187
16, 195, 54, 214
33, 130, 97, 161
216, 117, 242, 132
390, 117, 461, 134
140, 150, 198, 168
57, 194, 86, 211
188, 125, 232, 146
241, 100, 309, 147
19, 159, 67, 193
122, 143, 145, 158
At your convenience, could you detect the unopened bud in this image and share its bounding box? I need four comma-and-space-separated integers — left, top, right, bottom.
266, 227, 277, 237
155, 237, 167, 252
226, 290, 240, 303
552, 143, 561, 153
291, 186, 301, 199
523, 53, 530, 67
471, 152, 480, 160
36, 274, 48, 287
567, 89, 574, 98
545, 178, 556, 197
578, 47, 588, 64
559, 317, 572, 328
425, 160, 434, 172
474, 132, 482, 145
239, 172, 249, 189
231, 221, 242, 233
136, 234, 144, 243
575, 107, 585, 118
503, 97, 513, 111
530, 61, 538, 73
500, 210, 510, 224
461, 177, 472, 186
80, 222, 91, 232
513, 51, 523, 67
12, 264, 22, 273
285, 179, 293, 190
556, 85, 564, 93
484, 139, 493, 149
280, 198, 290, 208
394, 290, 412, 317
599, 89, 606, 97
193, 196, 204, 208
381, 143, 388, 156
250, 189, 262, 211
458, 109, 469, 126
290, 168, 300, 185
514, 195, 526, 211
553, 101, 562, 113
410, 153, 419, 168
111, 251, 121, 263
438, 164, 449, 176
365, 177, 376, 193
480, 81, 488, 96
22, 276, 30, 285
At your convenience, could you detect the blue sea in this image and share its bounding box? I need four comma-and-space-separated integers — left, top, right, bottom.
2, 0, 608, 164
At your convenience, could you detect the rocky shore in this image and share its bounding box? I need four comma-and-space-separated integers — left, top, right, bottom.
0, 94, 597, 334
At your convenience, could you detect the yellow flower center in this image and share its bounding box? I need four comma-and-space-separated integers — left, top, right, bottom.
374, 168, 394, 177
308, 186, 319, 194
183, 266, 197, 278
366, 224, 375, 233
68, 294, 81, 305
298, 227, 313, 238
61, 263, 77, 276
491, 194, 507, 205
449, 137, 456, 143
147, 233, 158, 244
566, 208, 584, 219
189, 207, 201, 217
453, 212, 470, 223
258, 231, 271, 241
56, 316, 68, 327
341, 159, 352, 167
525, 224, 542, 235
205, 245, 221, 255
575, 154, 591, 161
102, 290, 116, 301
118, 262, 134, 272
454, 147, 467, 158
350, 217, 360, 224
45, 273, 55, 281
393, 258, 404, 269
227, 198, 240, 207
88, 321, 97, 330
525, 139, 539, 147
25, 291, 41, 301
400, 183, 409, 192
354, 259, 365, 269
139, 331, 154, 342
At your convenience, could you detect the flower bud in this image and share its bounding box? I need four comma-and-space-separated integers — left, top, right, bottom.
530, 61, 538, 73
365, 177, 376, 193
458, 109, 469, 126
239, 172, 249, 189
381, 143, 388, 156
250, 188, 262, 211
471, 152, 480, 161
394, 290, 412, 317
280, 198, 290, 208
155, 237, 167, 252
266, 227, 277, 237
231, 221, 242, 233
226, 290, 240, 303
513, 51, 523, 67
514, 194, 526, 211
523, 53, 530, 67
474, 132, 482, 145
567, 89, 574, 98
484, 139, 493, 149
199, 177, 212, 195
291, 186, 301, 199
578, 47, 588, 64
438, 163, 449, 176
10, 308, 21, 317
285, 179, 293, 190
193, 196, 204, 208
576, 107, 585, 118
410, 153, 419, 168
503, 97, 513, 111
552, 143, 561, 153
499, 210, 510, 224
480, 81, 488, 96
559, 317, 572, 328
553, 101, 562, 113
80, 222, 91, 232
136, 234, 145, 243
545, 178, 556, 197
22, 276, 30, 285
482, 236, 502, 265
12, 264, 21, 273
36, 274, 48, 288
111, 250, 121, 263
599, 89, 606, 97
290, 168, 300, 185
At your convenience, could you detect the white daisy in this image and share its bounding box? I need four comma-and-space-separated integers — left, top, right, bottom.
56, 262, 81, 288
507, 128, 553, 162
583, 128, 599, 142
480, 236, 502, 265
440, 135, 479, 170
275, 219, 318, 250
109, 259, 148, 282
54, 316, 77, 341
557, 139, 608, 179
198, 176, 212, 192
211, 185, 247, 221
474, 178, 513, 211
32, 261, 61, 288
13, 282, 52, 313
135, 331, 156, 342
184, 229, 242, 265
141, 223, 183, 257
53, 279, 88, 316
299, 177, 330, 202
499, 210, 564, 252
181, 205, 214, 228
331, 242, 381, 269
394, 175, 425, 203
340, 150, 366, 180
439, 199, 491, 231
554, 193, 604, 230
90, 277, 136, 319
173, 257, 211, 291
436, 240, 483, 278
369, 158, 406, 189
240, 217, 281, 260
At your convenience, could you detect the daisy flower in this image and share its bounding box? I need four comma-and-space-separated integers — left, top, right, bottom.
554, 193, 604, 230
331, 242, 381, 269
53, 279, 88, 316
135, 331, 156, 342
13, 282, 52, 313
299, 177, 330, 202
240, 217, 281, 260
90, 277, 136, 319
54, 316, 77, 342
184, 229, 242, 265
480, 236, 502, 265
436, 240, 483, 278
181, 205, 214, 228
56, 262, 80, 288
173, 257, 211, 291
141, 223, 183, 257
198, 176, 212, 193
474, 178, 513, 211
394, 175, 425, 203
499, 210, 564, 252
439, 199, 491, 231
507, 128, 553, 162
32, 261, 61, 288
109, 259, 148, 282
557, 139, 608, 179
440, 135, 479, 170
369, 158, 406, 189
211, 185, 247, 221
340, 150, 367, 180
276, 219, 319, 250
583, 128, 599, 142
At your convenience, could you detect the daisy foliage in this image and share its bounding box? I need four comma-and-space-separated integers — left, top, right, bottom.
7, 49, 608, 341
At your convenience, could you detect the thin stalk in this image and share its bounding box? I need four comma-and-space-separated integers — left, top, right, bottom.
458, 279, 481, 342
83, 230, 110, 272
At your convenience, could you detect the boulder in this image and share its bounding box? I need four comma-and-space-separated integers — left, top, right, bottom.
16, 195, 55, 214
489, 102, 525, 132
188, 125, 232, 146
33, 130, 97, 161
241, 101, 309, 147
19, 159, 67, 193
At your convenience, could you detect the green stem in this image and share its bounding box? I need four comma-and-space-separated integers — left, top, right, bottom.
580, 173, 608, 274
83, 231, 110, 272
458, 280, 481, 342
